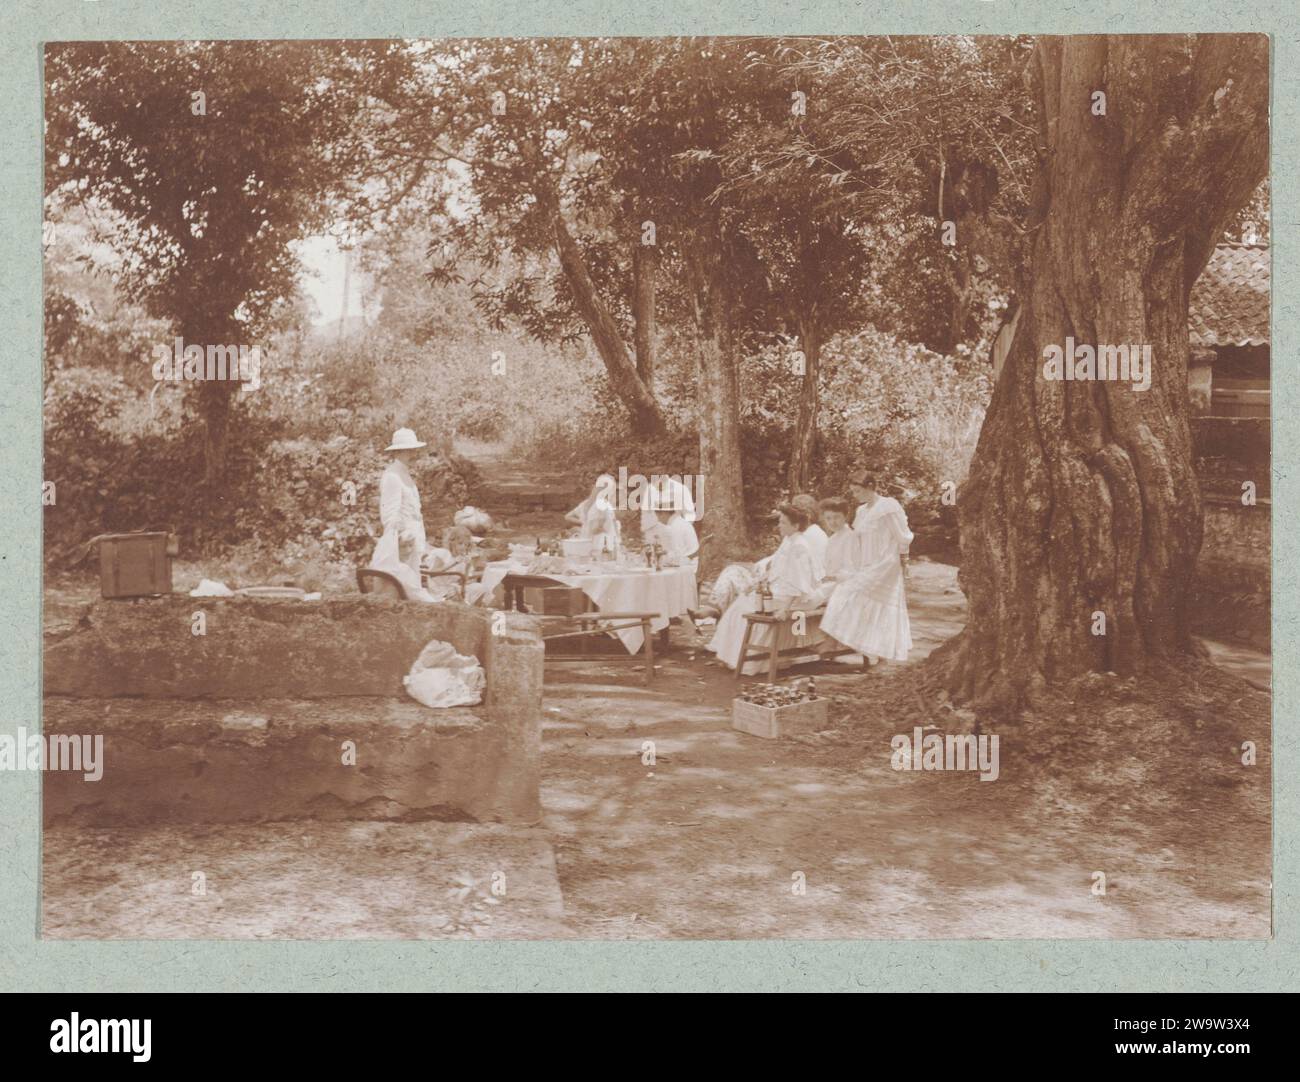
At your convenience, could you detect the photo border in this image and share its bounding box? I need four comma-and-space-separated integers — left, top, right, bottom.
2, 0, 1292, 992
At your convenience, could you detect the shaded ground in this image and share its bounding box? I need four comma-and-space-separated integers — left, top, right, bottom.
473, 445, 1271, 938
534, 571, 1270, 939
44, 822, 567, 939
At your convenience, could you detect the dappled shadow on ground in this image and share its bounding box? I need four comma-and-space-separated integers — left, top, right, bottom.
43, 822, 568, 939
537, 562, 1270, 940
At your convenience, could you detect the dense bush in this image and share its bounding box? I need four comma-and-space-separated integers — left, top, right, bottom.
738, 328, 987, 554
43, 363, 478, 572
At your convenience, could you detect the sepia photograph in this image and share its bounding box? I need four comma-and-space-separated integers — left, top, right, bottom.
36, 33, 1271, 942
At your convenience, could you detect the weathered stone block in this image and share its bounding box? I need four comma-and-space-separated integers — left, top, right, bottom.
42, 598, 545, 824
42, 696, 542, 825
43, 596, 539, 699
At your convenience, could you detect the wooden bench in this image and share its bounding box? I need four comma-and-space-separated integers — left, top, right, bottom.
502, 573, 659, 685
735, 607, 854, 683
538, 611, 659, 685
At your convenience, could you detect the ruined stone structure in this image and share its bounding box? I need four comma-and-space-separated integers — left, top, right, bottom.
43, 598, 544, 825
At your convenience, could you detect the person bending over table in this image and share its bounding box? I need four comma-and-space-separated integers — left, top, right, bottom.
565, 472, 621, 554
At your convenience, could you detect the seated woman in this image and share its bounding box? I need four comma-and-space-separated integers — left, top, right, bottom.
422, 525, 491, 605
697, 493, 824, 619
790, 493, 828, 575
565, 473, 621, 556
705, 504, 823, 673
638, 467, 697, 537
645, 502, 699, 568
797, 497, 863, 609
368, 427, 435, 601
820, 471, 913, 666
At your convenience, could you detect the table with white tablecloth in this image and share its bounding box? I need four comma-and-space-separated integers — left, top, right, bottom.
479, 561, 697, 654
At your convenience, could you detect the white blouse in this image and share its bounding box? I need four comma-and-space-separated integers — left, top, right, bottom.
802, 523, 829, 577
765, 533, 821, 599
823, 526, 864, 579
853, 496, 912, 565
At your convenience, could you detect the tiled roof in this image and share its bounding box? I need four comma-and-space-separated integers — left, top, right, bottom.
1190, 243, 1269, 348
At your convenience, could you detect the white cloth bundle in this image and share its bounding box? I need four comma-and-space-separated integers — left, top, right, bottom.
453, 505, 493, 533
403, 639, 486, 709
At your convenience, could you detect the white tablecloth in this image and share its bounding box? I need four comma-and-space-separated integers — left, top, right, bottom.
480, 561, 698, 653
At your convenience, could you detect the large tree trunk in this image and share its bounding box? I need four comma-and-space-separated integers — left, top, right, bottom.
788, 316, 821, 493
684, 238, 748, 563
549, 206, 666, 437
948, 34, 1268, 710
632, 243, 657, 390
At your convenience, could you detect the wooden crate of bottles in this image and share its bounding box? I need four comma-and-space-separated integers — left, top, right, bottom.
732, 680, 828, 740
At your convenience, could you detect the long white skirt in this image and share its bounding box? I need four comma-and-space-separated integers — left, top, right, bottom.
820, 554, 912, 662
709, 562, 758, 611
369, 531, 434, 602
706, 591, 823, 674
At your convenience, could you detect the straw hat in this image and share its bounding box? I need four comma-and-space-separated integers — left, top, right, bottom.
384, 427, 427, 452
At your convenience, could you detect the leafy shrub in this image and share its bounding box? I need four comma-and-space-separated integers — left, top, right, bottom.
736, 327, 989, 525
43, 366, 479, 574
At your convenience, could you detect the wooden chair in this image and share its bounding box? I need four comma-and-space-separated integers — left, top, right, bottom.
736, 607, 854, 683
356, 567, 411, 600
356, 567, 471, 602
423, 569, 469, 601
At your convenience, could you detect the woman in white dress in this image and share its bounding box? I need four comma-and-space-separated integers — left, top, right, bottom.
697, 494, 824, 619
565, 473, 621, 556
706, 504, 824, 673
821, 471, 913, 664
796, 497, 864, 608
368, 427, 434, 601
790, 493, 828, 577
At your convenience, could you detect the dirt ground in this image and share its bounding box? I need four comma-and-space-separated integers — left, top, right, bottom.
532, 561, 1270, 939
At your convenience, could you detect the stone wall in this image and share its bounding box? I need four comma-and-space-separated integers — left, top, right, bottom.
45, 597, 505, 699
1198, 498, 1271, 591
43, 597, 545, 824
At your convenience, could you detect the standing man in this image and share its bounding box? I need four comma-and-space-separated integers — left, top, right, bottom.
369, 427, 433, 600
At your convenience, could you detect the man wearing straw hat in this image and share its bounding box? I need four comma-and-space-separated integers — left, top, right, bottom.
368, 427, 433, 600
